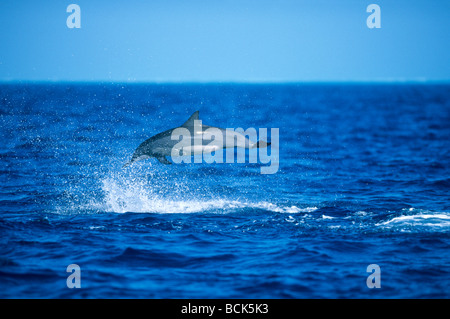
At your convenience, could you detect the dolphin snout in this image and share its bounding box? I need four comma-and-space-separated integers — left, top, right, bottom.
122, 162, 131, 168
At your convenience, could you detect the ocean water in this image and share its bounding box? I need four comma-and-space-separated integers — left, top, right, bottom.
0, 83, 449, 298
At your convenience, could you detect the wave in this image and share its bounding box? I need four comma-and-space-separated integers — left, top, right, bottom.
376, 208, 450, 231
55, 167, 448, 236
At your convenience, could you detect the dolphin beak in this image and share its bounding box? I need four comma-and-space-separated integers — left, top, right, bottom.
123, 162, 131, 168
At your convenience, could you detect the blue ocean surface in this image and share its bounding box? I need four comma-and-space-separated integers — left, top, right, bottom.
0, 83, 449, 298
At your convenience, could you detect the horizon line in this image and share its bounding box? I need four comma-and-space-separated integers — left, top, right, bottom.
1, 79, 450, 85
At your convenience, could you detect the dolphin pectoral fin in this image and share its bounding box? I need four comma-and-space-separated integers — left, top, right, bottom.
155, 156, 172, 165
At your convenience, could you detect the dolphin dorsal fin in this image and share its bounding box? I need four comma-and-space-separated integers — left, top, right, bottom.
181, 111, 199, 127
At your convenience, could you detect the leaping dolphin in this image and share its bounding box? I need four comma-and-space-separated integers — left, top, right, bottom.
123, 111, 270, 167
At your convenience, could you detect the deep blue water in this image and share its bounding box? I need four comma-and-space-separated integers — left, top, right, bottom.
0, 83, 449, 298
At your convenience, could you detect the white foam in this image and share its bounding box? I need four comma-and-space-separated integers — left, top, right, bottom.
94, 176, 317, 214
354, 211, 373, 217
376, 210, 450, 230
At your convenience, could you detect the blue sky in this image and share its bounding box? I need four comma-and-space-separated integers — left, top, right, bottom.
0, 0, 449, 82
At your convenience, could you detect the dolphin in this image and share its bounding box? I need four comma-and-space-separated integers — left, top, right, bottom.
123, 111, 270, 167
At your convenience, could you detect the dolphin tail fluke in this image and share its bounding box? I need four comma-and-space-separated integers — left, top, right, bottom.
255, 140, 271, 148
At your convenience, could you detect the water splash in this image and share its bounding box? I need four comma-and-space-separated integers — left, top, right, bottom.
98, 175, 317, 214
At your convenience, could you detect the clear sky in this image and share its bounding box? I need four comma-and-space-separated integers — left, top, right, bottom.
0, 0, 449, 82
